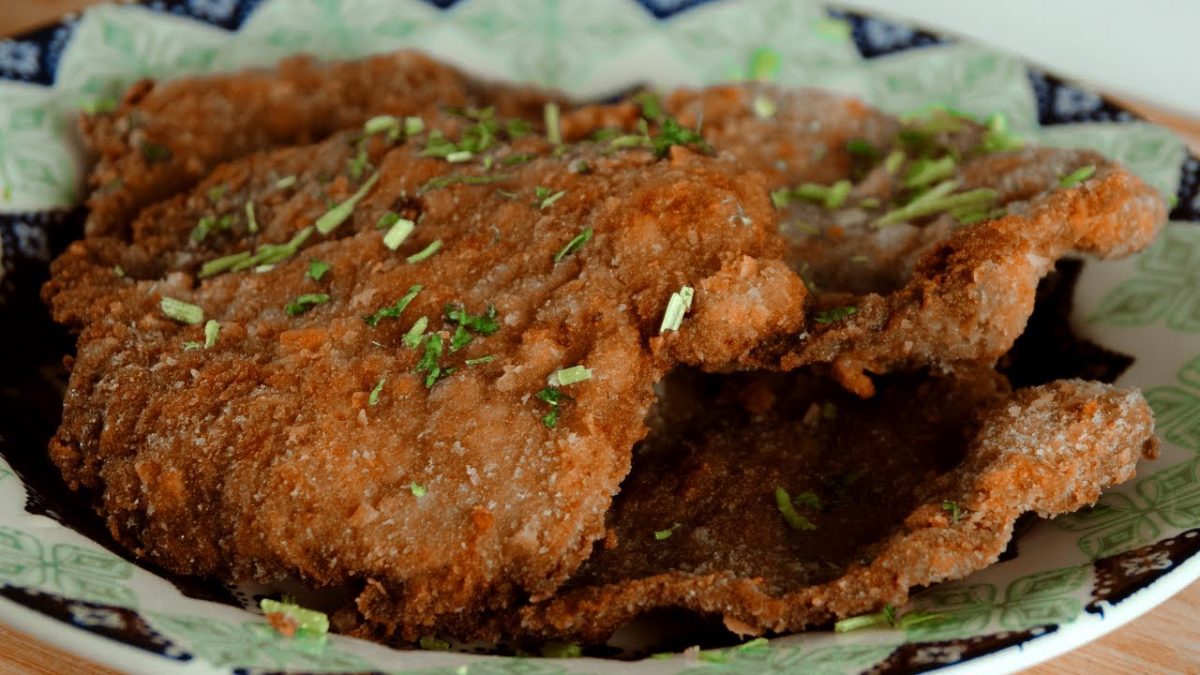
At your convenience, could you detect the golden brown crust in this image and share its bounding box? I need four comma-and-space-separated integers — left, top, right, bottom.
514, 376, 1157, 642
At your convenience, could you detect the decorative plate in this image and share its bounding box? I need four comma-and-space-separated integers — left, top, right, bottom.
1, 1, 1198, 673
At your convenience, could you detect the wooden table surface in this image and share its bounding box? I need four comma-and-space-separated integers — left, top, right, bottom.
3, 2, 1200, 674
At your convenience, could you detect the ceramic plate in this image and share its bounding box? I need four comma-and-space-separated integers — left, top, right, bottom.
1, 1, 1198, 673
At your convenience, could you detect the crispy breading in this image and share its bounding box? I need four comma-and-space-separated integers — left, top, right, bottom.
81, 51, 559, 238
513, 369, 1157, 642
44, 122, 806, 640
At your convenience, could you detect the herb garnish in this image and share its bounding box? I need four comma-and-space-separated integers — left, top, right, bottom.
244, 201, 258, 234
415, 333, 452, 387
904, 156, 957, 188
418, 635, 448, 650
199, 226, 315, 277
633, 91, 665, 122
407, 239, 442, 263
536, 386, 572, 428
654, 523, 680, 541
942, 500, 962, 523
544, 102, 562, 145
771, 180, 852, 209
445, 303, 500, 352
160, 297, 203, 325
315, 172, 379, 234
363, 284, 423, 327
1059, 165, 1096, 188
383, 217, 415, 250
368, 377, 386, 406
550, 365, 592, 386
980, 113, 1024, 152
814, 306, 858, 324
873, 180, 998, 228
554, 227, 593, 262
207, 184, 228, 202
834, 604, 942, 633
410, 482, 428, 497
774, 487, 817, 531
203, 319, 220, 348
139, 140, 172, 164
659, 285, 695, 333
306, 260, 330, 281
542, 642, 583, 659
113, 265, 125, 278
402, 317, 429, 348
846, 138, 878, 159
752, 95, 777, 119
651, 116, 710, 158
260, 597, 329, 638
285, 293, 330, 316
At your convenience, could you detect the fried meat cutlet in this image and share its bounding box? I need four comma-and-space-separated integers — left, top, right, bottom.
82, 51, 560, 238
566, 86, 1166, 394
513, 368, 1157, 642
44, 117, 808, 641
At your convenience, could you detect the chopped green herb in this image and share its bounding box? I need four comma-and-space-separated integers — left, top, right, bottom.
942, 500, 962, 523
534, 186, 567, 209
139, 140, 171, 164
363, 284, 423, 327
416, 333, 448, 387
814, 306, 858, 324
382, 217, 415, 250
307, 259, 330, 281
418, 172, 510, 194
536, 386, 572, 428
404, 116, 425, 136
418, 635, 448, 650
203, 319, 220, 348
199, 226, 316, 277
822, 401, 838, 420
554, 227, 593, 262
410, 482, 428, 497
315, 172, 379, 235
207, 184, 228, 202
544, 102, 562, 145
160, 297, 204, 325
659, 285, 695, 333
752, 95, 777, 119
445, 150, 473, 163
859, 197, 880, 209
873, 182, 998, 228
260, 598, 329, 638
884, 149, 907, 175
632, 91, 665, 121
542, 642, 583, 659
113, 265, 125, 278
834, 604, 943, 633
551, 365, 592, 386
465, 355, 496, 366
825, 179, 852, 208
274, 175, 297, 190
79, 96, 118, 115
363, 114, 399, 137
368, 377, 386, 406
402, 316, 429, 348
182, 341, 202, 351
191, 215, 217, 242
1059, 165, 1096, 188
771, 180, 851, 209
792, 490, 823, 510
980, 113, 1024, 152
904, 156, 957, 188
347, 145, 370, 180
748, 46, 780, 81
775, 487, 817, 531
216, 213, 236, 231
954, 206, 1007, 226
651, 116, 710, 158
846, 138, 878, 158
244, 201, 258, 234
654, 523, 680, 540
285, 293, 331, 317
501, 153, 536, 166
496, 188, 518, 200
406, 239, 442, 263
695, 638, 771, 664
377, 212, 400, 230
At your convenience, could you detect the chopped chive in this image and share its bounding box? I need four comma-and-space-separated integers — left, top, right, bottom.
199, 251, 252, 277
402, 317, 429, 348
410, 482, 428, 497
833, 612, 889, 633
506, 118, 533, 138
554, 227, 593, 262
315, 172, 379, 235
651, 116, 710, 158
383, 217, 416, 250
207, 184, 228, 202
541, 642, 583, 659
536, 386, 572, 428
347, 145, 370, 180
446, 150, 473, 163
79, 96, 118, 115
377, 212, 400, 230
496, 189, 518, 200
363, 114, 399, 137
139, 140, 171, 164
418, 635, 448, 650
942, 500, 962, 523
980, 113, 1024, 152
445, 303, 500, 352
873, 183, 1000, 228
406, 239, 442, 263
551, 365, 592, 386
285, 293, 331, 316
275, 175, 297, 190
632, 91, 665, 121
752, 95, 777, 119
835, 605, 942, 632
465, 355, 496, 366
307, 259, 330, 281
659, 285, 695, 333
904, 156, 957, 188
113, 265, 125, 278
203, 319, 220, 348
770, 181, 849, 209
368, 377, 386, 406
846, 138, 877, 158
191, 215, 217, 242
774, 487, 816, 531
260, 598, 328, 637
182, 341, 202, 351
537, 188, 566, 209
544, 102, 562, 145
792, 490, 822, 510
824, 180, 852, 208
1059, 165, 1096, 188
884, 149, 906, 175
199, 225, 316, 278
859, 197, 880, 209
160, 297, 204, 325
814, 306, 857, 324
404, 116, 425, 136
244, 201, 258, 233
364, 284, 423, 327
654, 523, 679, 540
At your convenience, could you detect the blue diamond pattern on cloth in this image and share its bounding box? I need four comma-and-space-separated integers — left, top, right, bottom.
831, 10, 947, 59
1028, 69, 1135, 125
140, 0, 265, 31
635, 0, 722, 19
0, 19, 79, 86
1174, 157, 1200, 222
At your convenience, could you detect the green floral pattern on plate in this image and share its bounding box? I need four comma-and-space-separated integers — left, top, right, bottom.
1091, 225, 1200, 332
0, 526, 136, 608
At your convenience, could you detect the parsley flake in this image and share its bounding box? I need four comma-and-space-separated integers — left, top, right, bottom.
536, 386, 572, 428
315, 172, 379, 235
410, 483, 428, 497
364, 285, 423, 327
402, 317, 429, 348
160, 297, 203, 325
752, 95, 777, 119
542, 642, 583, 659
774, 487, 817, 531
659, 285, 695, 333
814, 306, 857, 324
651, 116, 710, 158
307, 259, 330, 281
407, 239, 442, 263
368, 377, 386, 406
260, 598, 328, 638
654, 523, 680, 541
200, 226, 316, 277
554, 227, 593, 262
534, 186, 567, 209
445, 303, 500, 351
1059, 165, 1096, 188
942, 500, 962, 523
382, 217, 416, 250
203, 319, 220, 348
207, 184, 228, 202
139, 140, 171, 164
285, 293, 330, 316
415, 333, 450, 387
418, 173, 509, 194
846, 138, 878, 159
